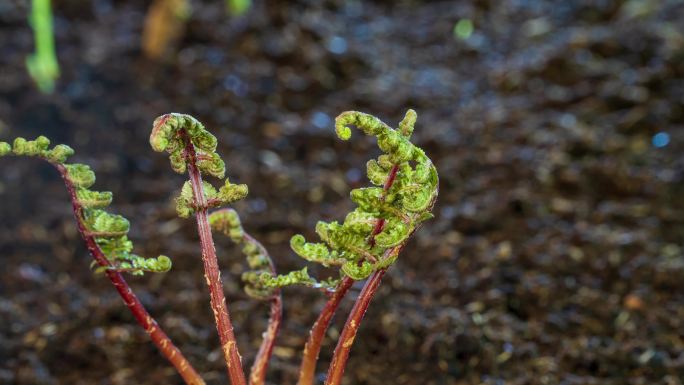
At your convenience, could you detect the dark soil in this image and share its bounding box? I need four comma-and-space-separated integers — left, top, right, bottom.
1, 1, 684, 384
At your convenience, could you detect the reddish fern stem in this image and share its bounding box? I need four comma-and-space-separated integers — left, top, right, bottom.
54, 163, 205, 385
323, 236, 424, 385
244, 233, 283, 385
249, 294, 282, 385
297, 164, 400, 385
324, 268, 386, 385
180, 131, 247, 385
369, 164, 399, 245
297, 276, 354, 385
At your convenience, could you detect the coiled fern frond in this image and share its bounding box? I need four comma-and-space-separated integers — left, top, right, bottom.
291, 109, 438, 281
209, 208, 321, 299
149, 113, 248, 212
1, 136, 171, 275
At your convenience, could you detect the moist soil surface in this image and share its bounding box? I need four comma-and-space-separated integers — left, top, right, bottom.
1, 1, 683, 384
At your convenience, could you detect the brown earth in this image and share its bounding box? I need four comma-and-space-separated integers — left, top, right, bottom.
1, 1, 683, 384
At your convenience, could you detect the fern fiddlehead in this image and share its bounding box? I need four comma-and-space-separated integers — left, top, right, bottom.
209, 208, 298, 299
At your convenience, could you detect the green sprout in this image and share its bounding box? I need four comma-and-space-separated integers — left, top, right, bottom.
226, 0, 251, 16
26, 0, 60, 93
454, 18, 474, 40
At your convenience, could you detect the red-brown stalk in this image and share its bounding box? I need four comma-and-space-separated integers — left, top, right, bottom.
244, 233, 283, 385
324, 268, 385, 385
297, 276, 354, 385
249, 294, 282, 385
54, 163, 205, 385
180, 131, 247, 385
323, 234, 425, 385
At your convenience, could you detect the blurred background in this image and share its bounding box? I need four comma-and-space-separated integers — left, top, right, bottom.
1, 0, 683, 384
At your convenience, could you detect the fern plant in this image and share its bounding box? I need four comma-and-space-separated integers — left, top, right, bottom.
1, 109, 438, 385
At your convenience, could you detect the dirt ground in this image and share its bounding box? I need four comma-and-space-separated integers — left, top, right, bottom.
1, 1, 683, 384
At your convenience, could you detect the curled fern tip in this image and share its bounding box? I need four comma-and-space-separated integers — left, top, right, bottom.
291, 109, 438, 281
150, 113, 225, 178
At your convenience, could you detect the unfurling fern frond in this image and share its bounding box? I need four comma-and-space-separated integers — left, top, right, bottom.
241, 268, 314, 298
290, 109, 439, 281
1, 136, 171, 275
209, 208, 321, 299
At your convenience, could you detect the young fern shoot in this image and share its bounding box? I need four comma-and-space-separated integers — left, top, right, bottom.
0, 137, 204, 385
292, 109, 439, 385
325, 110, 438, 385
150, 113, 249, 385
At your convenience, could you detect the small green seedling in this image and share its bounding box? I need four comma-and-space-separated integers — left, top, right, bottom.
26, 0, 60, 93
226, 0, 251, 16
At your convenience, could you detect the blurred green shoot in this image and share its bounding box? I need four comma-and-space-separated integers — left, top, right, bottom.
454, 18, 474, 40
226, 0, 251, 16
26, 0, 60, 94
